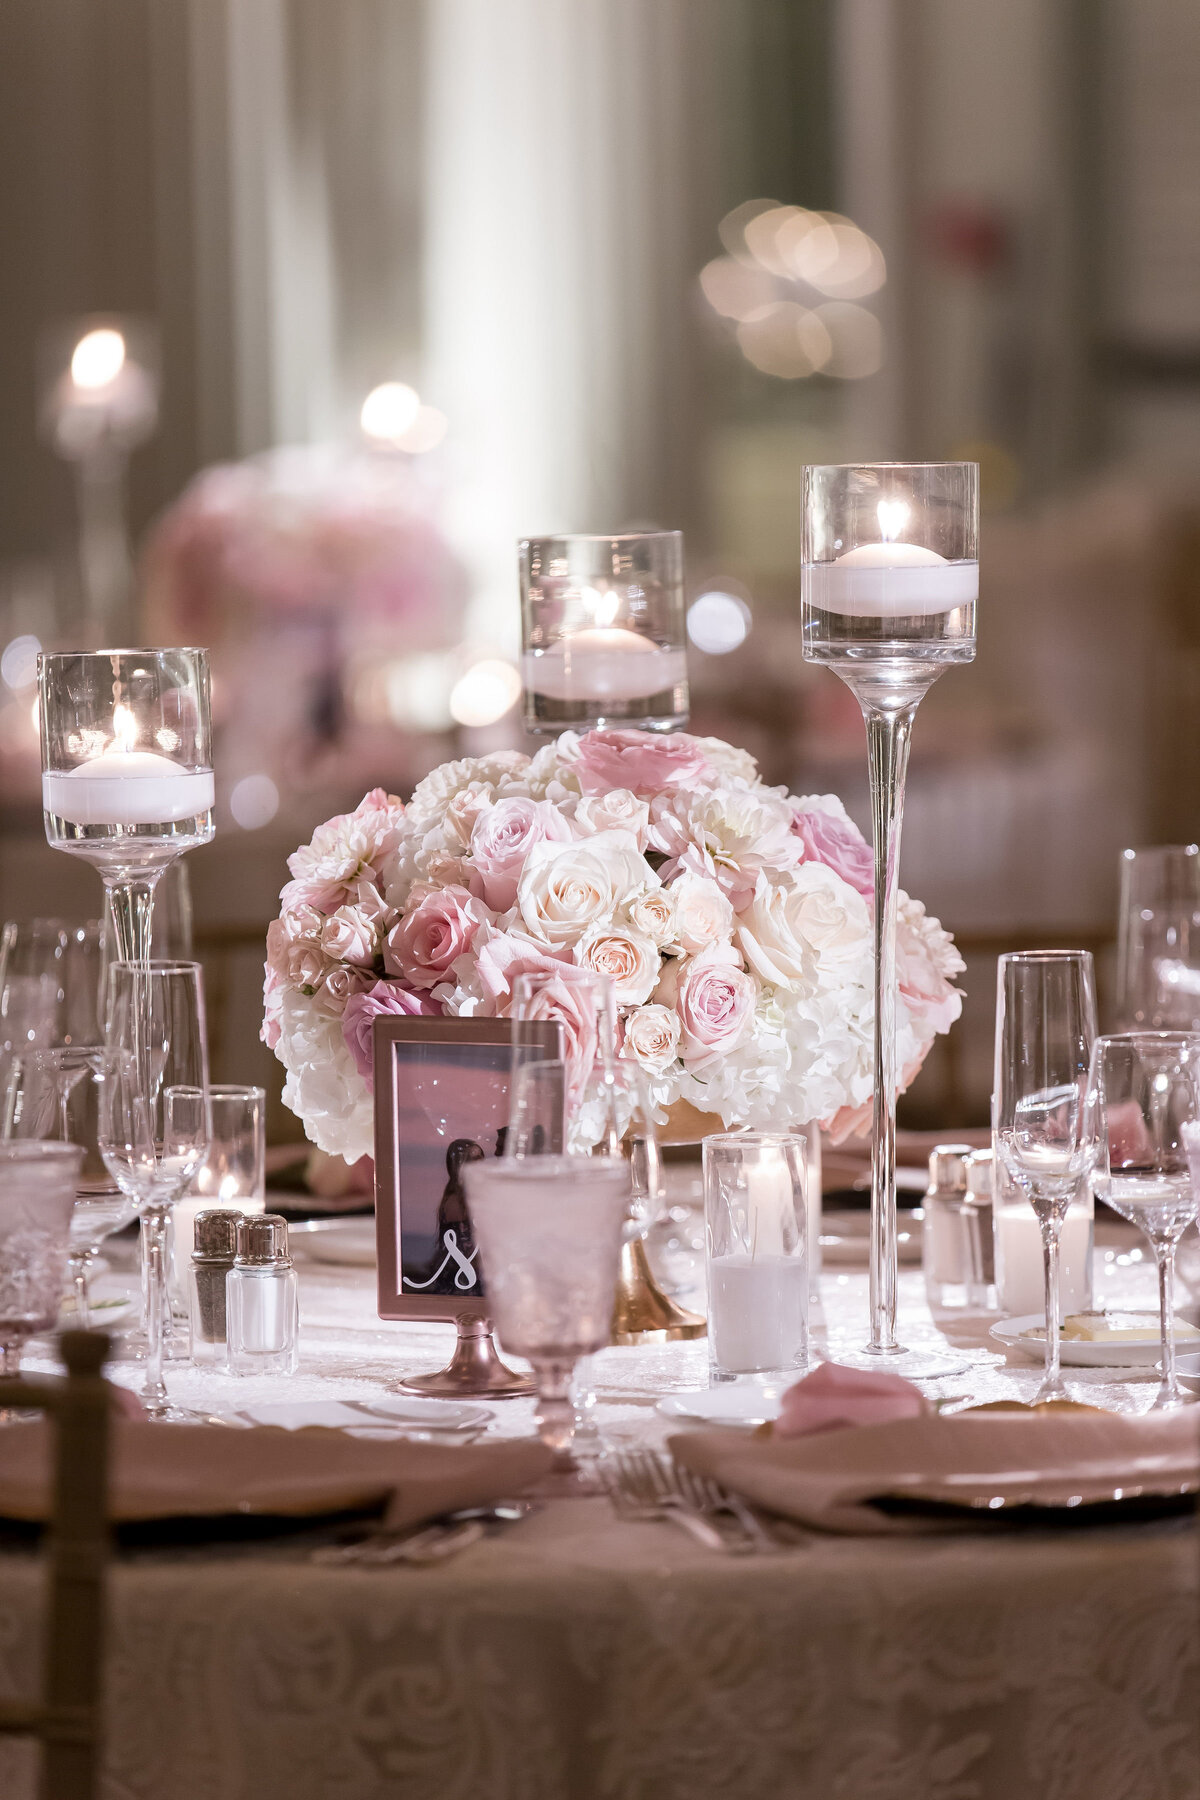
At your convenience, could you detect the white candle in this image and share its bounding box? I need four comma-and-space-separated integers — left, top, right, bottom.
807, 540, 979, 619
741, 1153, 796, 1258
43, 751, 215, 827
994, 1203, 1094, 1317
708, 1253, 808, 1374
523, 630, 688, 703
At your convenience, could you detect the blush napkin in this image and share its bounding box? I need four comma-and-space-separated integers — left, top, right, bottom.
0, 1417, 551, 1530
671, 1408, 1200, 1534
774, 1362, 928, 1437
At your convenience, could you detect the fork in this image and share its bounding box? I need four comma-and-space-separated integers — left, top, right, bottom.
671, 1462, 792, 1552
602, 1451, 739, 1553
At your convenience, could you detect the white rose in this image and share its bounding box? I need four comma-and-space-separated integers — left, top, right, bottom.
651, 781, 800, 904
690, 737, 760, 785
737, 864, 870, 991
574, 788, 651, 849
575, 925, 660, 1005
443, 781, 496, 852
669, 872, 733, 955
622, 1003, 681, 1075
624, 887, 677, 948
517, 830, 658, 947
320, 904, 378, 966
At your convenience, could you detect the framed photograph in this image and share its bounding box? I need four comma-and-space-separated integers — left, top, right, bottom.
372, 1015, 561, 1321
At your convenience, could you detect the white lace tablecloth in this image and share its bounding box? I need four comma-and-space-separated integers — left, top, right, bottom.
0, 1229, 1197, 1800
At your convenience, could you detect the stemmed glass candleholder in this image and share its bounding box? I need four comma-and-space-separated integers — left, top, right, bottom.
38, 649, 214, 964
802, 462, 977, 1375
519, 532, 689, 734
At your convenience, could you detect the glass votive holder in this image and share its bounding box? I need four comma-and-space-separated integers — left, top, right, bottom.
703, 1132, 809, 1385
518, 531, 689, 735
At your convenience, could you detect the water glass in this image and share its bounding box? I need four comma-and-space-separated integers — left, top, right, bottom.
464, 1155, 630, 1477
1, 1046, 141, 1328
0, 1141, 84, 1374
703, 1133, 809, 1384
1116, 845, 1200, 1030
519, 532, 688, 734
0, 919, 105, 1071
993, 950, 1098, 1402
1091, 1032, 1200, 1409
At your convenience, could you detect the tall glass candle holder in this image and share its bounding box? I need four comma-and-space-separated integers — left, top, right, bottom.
38, 649, 214, 964
519, 532, 688, 734
802, 462, 978, 1376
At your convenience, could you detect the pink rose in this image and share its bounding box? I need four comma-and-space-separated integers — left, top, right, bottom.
473, 933, 598, 1108
470, 797, 572, 911
384, 886, 489, 989
261, 963, 283, 1049
792, 799, 874, 900
676, 945, 756, 1072
312, 964, 373, 1018
571, 729, 715, 798
473, 932, 572, 1011
341, 980, 441, 1087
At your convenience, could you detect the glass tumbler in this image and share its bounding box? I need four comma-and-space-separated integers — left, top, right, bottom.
703, 1132, 809, 1385
0, 1141, 84, 1374
519, 532, 688, 734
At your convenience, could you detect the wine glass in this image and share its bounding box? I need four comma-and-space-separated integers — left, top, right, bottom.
1090, 1032, 1200, 1410
802, 462, 977, 1375
1, 1046, 141, 1329
1115, 845, 1200, 1029
99, 961, 209, 1415
994, 950, 1098, 1403
0, 1140, 84, 1377
38, 649, 214, 965
463, 1154, 631, 1486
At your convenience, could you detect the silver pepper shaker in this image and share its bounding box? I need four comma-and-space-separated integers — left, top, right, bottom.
921, 1144, 976, 1311
963, 1148, 997, 1312
227, 1214, 299, 1376
188, 1209, 243, 1368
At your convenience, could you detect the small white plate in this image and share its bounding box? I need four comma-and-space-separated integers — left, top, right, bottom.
229, 1396, 492, 1433
820, 1210, 922, 1269
290, 1217, 377, 1266
990, 1314, 1199, 1367
658, 1385, 788, 1428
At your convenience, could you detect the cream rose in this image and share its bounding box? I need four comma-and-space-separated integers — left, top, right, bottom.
622, 1003, 681, 1074
517, 830, 658, 947
320, 904, 379, 967
574, 788, 651, 848
669, 872, 733, 956
737, 863, 870, 990
624, 887, 677, 948
575, 925, 660, 1005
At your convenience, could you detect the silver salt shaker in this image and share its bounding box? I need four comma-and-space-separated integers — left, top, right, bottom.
188, 1209, 243, 1368
227, 1214, 299, 1376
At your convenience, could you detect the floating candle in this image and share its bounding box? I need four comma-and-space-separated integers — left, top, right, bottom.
522, 630, 688, 704
43, 751, 215, 827
806, 540, 979, 620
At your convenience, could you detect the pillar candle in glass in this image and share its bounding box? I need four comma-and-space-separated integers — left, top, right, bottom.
519, 532, 688, 734
38, 648, 214, 964
802, 462, 977, 1379
703, 1132, 809, 1386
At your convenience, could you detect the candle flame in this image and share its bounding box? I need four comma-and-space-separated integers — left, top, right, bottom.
591, 588, 620, 629
876, 499, 909, 543
111, 703, 139, 752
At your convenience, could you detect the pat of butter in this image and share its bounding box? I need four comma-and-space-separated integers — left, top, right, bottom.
1019, 1311, 1199, 1343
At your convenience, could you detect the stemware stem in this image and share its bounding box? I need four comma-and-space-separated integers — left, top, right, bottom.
141, 1205, 170, 1410
863, 700, 917, 1357
1153, 1242, 1180, 1408
0, 1337, 21, 1377
105, 874, 162, 967
534, 1360, 577, 1467
1037, 1211, 1068, 1403
71, 1251, 93, 1332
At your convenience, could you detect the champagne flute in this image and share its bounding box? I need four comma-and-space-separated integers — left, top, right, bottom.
99, 961, 209, 1415
994, 951, 1098, 1403
1090, 1032, 1200, 1409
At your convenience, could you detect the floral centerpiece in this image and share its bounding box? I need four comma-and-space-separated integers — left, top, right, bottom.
263, 729, 963, 1165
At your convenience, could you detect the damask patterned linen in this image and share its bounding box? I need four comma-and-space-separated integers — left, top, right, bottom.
0, 1246, 1195, 1799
